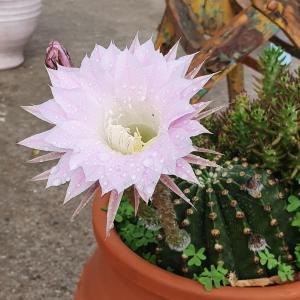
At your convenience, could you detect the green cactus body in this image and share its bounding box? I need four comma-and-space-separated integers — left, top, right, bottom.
155, 158, 299, 280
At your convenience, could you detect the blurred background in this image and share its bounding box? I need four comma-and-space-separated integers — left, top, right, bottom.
1, 0, 288, 299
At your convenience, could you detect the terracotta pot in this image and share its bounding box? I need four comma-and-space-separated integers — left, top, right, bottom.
0, 0, 42, 70
74, 192, 300, 300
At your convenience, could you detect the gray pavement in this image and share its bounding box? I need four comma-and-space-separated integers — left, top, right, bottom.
0, 0, 265, 299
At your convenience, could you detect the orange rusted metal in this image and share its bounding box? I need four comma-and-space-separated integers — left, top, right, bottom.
155, 0, 300, 102
252, 0, 300, 48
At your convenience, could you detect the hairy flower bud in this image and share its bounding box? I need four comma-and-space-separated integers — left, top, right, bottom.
45, 40, 73, 69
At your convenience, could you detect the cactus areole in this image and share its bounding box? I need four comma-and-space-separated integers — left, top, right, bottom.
74, 192, 300, 300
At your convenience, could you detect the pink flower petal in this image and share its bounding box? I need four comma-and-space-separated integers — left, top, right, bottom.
135, 168, 161, 203
194, 104, 227, 120
51, 87, 101, 124
193, 101, 212, 112
174, 158, 199, 184
28, 152, 63, 163
71, 183, 99, 221
182, 74, 215, 99
47, 67, 80, 89
31, 169, 51, 181
169, 53, 196, 78
44, 121, 97, 150
129, 33, 140, 54
160, 175, 194, 207
185, 61, 205, 79
90, 44, 106, 62
64, 168, 95, 204
106, 190, 123, 236
19, 131, 65, 152
171, 118, 211, 136
169, 101, 212, 127
134, 187, 140, 216
184, 154, 219, 168
46, 152, 73, 188
192, 146, 222, 156
174, 158, 198, 184
164, 40, 180, 62
22, 99, 67, 125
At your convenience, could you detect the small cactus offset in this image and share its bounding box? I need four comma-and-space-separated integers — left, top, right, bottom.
116, 158, 300, 289
196, 46, 300, 183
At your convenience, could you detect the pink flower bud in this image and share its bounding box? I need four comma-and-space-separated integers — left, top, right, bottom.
45, 40, 73, 69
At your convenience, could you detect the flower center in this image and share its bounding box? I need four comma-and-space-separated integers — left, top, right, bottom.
105, 121, 157, 155
104, 101, 160, 155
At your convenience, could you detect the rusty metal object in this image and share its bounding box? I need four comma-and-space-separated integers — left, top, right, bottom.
155, 11, 176, 55
165, 0, 240, 53
155, 0, 300, 102
227, 64, 244, 104
187, 6, 278, 100
252, 0, 300, 48
270, 36, 300, 59
156, 0, 248, 101
240, 55, 260, 72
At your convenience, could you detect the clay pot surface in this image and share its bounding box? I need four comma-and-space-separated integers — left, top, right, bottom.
0, 0, 42, 70
74, 192, 300, 300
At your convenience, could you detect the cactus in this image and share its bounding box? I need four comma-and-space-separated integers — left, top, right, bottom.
116, 157, 300, 285
154, 158, 299, 280
196, 46, 300, 183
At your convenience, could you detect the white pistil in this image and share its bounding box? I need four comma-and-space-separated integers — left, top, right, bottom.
106, 122, 145, 154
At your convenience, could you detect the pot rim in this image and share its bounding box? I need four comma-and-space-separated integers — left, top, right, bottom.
92, 192, 300, 300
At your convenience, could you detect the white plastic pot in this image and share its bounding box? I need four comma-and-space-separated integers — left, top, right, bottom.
0, 0, 42, 70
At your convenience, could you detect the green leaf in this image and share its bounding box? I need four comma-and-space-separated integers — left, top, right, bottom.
196, 248, 207, 260
287, 195, 300, 212
185, 246, 206, 267
194, 265, 228, 292
277, 260, 294, 282
258, 250, 277, 270
183, 244, 195, 257
267, 257, 278, 269
278, 270, 287, 282
114, 214, 123, 223
258, 251, 268, 265
145, 231, 152, 238
188, 256, 202, 267
292, 212, 300, 228
199, 277, 213, 292
142, 252, 156, 265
